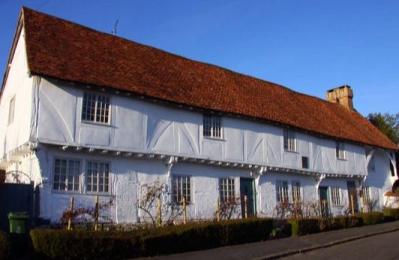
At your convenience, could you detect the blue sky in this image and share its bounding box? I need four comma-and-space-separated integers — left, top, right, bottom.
1, 0, 398, 115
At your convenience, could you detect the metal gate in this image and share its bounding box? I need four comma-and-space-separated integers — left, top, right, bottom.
0, 183, 36, 232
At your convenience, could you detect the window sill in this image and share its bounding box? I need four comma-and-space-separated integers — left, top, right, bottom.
337, 158, 347, 161
203, 136, 226, 142
81, 120, 113, 128
284, 150, 298, 154
52, 190, 113, 197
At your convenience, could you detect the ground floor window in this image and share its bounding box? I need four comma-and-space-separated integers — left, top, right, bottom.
172, 175, 191, 204
331, 187, 341, 206
276, 180, 289, 204
291, 181, 301, 203
53, 159, 80, 192
219, 178, 235, 202
362, 186, 371, 205
86, 161, 109, 193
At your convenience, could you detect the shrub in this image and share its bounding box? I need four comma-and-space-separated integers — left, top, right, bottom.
271, 219, 291, 238
357, 212, 384, 225
332, 216, 363, 229
289, 218, 320, 236
0, 231, 10, 260
30, 218, 274, 259
383, 208, 399, 221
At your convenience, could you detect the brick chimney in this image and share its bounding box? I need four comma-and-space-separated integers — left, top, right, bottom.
326, 85, 354, 110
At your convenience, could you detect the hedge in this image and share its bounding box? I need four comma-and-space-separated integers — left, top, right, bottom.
289, 218, 320, 236
383, 208, 399, 221
357, 212, 384, 225
0, 231, 10, 260
30, 218, 274, 259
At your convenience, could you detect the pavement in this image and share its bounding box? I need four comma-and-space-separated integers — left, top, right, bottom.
141, 220, 399, 260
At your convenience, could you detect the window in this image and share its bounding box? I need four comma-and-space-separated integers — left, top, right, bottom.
390, 162, 395, 177
276, 180, 289, 204
336, 142, 345, 159
203, 114, 222, 138
302, 156, 309, 169
331, 187, 341, 206
283, 130, 296, 152
172, 176, 191, 204
82, 92, 110, 124
362, 186, 371, 205
8, 96, 15, 125
219, 178, 235, 202
53, 159, 80, 192
291, 181, 301, 203
86, 161, 109, 193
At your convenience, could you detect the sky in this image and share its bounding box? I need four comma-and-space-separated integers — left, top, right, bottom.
0, 0, 398, 116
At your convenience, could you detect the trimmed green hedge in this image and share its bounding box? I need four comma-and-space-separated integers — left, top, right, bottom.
0, 231, 10, 260
30, 218, 274, 259
357, 212, 384, 225
289, 218, 320, 236
383, 208, 399, 221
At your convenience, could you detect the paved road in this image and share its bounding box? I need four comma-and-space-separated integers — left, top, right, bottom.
282, 230, 399, 260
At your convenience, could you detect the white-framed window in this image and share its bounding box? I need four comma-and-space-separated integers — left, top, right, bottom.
283, 129, 296, 152
362, 186, 371, 205
330, 187, 341, 206
53, 158, 81, 192
86, 161, 110, 193
8, 96, 15, 125
203, 114, 222, 139
172, 175, 191, 204
291, 181, 301, 203
82, 92, 110, 124
336, 142, 345, 160
276, 180, 289, 203
219, 178, 235, 202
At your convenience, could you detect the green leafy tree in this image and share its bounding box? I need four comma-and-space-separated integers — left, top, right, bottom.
367, 113, 399, 144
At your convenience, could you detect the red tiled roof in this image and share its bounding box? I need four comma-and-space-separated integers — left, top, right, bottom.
18, 7, 397, 150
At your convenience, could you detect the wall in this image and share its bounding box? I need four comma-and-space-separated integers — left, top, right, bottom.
0, 28, 33, 159
35, 79, 368, 176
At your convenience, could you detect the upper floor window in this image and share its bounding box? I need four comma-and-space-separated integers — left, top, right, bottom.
203, 114, 222, 139
291, 181, 301, 203
390, 162, 396, 177
86, 161, 110, 193
283, 129, 296, 152
331, 187, 341, 206
219, 178, 235, 202
302, 156, 309, 169
336, 142, 345, 160
276, 180, 289, 204
82, 92, 110, 124
8, 96, 15, 125
172, 175, 191, 204
53, 158, 80, 192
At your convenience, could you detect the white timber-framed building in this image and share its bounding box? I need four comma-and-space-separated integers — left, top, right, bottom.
0, 7, 397, 223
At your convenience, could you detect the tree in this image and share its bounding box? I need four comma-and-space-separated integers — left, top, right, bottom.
367, 113, 399, 144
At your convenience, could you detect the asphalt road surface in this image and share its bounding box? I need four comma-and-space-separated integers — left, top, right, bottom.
282, 230, 399, 260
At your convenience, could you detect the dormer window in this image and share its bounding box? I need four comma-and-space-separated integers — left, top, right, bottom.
82, 92, 110, 124
203, 114, 222, 139
336, 142, 345, 160
283, 129, 296, 152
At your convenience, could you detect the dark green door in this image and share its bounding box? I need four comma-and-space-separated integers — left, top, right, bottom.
319, 186, 330, 217
240, 178, 255, 217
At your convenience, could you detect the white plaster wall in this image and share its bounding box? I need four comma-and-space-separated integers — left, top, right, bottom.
35, 79, 369, 176
0, 28, 33, 159
366, 150, 396, 210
